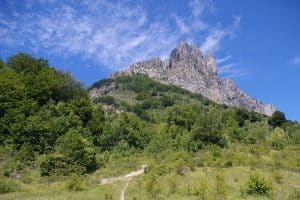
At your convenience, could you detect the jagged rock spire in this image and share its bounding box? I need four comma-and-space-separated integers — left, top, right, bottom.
113, 42, 275, 116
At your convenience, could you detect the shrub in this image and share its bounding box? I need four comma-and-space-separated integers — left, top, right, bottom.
214, 172, 229, 200
167, 175, 178, 194
16, 142, 35, 163
273, 170, 284, 184
65, 174, 85, 191
268, 111, 286, 127
193, 180, 209, 200
288, 190, 300, 200
94, 95, 115, 105
145, 175, 161, 199
268, 128, 287, 150
40, 154, 69, 176
55, 129, 97, 172
241, 171, 273, 196
0, 178, 19, 194
104, 192, 113, 200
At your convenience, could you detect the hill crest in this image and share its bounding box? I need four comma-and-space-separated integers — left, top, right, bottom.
111, 42, 275, 116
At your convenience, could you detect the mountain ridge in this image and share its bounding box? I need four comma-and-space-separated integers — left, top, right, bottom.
111, 42, 275, 116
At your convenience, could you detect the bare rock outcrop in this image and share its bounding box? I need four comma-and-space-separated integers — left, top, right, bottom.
112, 42, 275, 116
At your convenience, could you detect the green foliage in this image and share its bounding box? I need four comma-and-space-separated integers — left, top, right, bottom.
89, 78, 113, 89
55, 129, 96, 172
273, 170, 284, 184
69, 97, 93, 125
0, 178, 20, 194
99, 113, 150, 150
1, 53, 300, 199
0, 53, 87, 152
235, 108, 249, 126
16, 142, 35, 163
214, 172, 229, 200
288, 190, 300, 200
192, 109, 227, 148
268, 111, 286, 127
40, 154, 69, 176
40, 129, 96, 176
53, 71, 87, 102
241, 171, 273, 196
282, 121, 300, 144
268, 127, 288, 150
193, 180, 209, 200
6, 53, 49, 74
65, 174, 85, 191
167, 175, 178, 194
166, 104, 200, 131
94, 95, 116, 105
159, 94, 174, 107
104, 192, 114, 200
0, 58, 5, 69
145, 174, 161, 199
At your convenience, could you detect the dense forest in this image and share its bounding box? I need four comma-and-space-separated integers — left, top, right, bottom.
0, 54, 300, 199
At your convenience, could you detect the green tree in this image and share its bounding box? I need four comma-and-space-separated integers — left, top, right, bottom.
69, 97, 93, 125
166, 104, 200, 131
234, 108, 249, 126
268, 111, 286, 127
16, 142, 35, 163
0, 58, 5, 69
55, 129, 96, 172
53, 71, 86, 102
192, 110, 227, 148
6, 53, 49, 74
99, 113, 150, 150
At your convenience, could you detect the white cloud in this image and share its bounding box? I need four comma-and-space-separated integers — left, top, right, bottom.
0, 0, 241, 71
218, 63, 248, 78
173, 15, 190, 34
290, 56, 300, 65
216, 55, 231, 64
189, 0, 213, 17
200, 16, 241, 53
200, 29, 226, 53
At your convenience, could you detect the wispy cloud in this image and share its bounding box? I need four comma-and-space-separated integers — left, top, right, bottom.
0, 0, 241, 71
290, 56, 300, 65
216, 55, 232, 64
218, 63, 248, 78
200, 15, 241, 53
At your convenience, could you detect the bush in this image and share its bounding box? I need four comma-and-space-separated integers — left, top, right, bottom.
268, 128, 287, 150
0, 178, 19, 194
192, 180, 208, 200
104, 192, 113, 200
268, 111, 286, 127
214, 172, 229, 200
273, 170, 283, 184
167, 175, 178, 194
65, 174, 85, 191
16, 142, 35, 163
288, 190, 300, 200
145, 175, 161, 199
94, 95, 115, 105
40, 154, 70, 176
241, 171, 273, 196
55, 129, 97, 172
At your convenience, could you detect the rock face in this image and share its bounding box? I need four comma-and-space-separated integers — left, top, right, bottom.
112, 42, 275, 116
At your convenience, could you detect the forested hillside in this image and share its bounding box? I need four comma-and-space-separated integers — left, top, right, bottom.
0, 54, 300, 199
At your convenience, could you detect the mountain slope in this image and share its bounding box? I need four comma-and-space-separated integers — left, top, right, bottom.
112, 42, 275, 116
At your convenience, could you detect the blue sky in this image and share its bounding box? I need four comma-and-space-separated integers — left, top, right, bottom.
0, 0, 299, 121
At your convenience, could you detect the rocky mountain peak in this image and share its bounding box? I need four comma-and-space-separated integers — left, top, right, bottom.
112, 42, 275, 116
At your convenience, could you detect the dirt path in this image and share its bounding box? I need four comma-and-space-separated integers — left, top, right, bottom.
120, 179, 130, 200
99, 165, 147, 200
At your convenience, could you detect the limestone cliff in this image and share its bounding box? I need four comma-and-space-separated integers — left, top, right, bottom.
111, 42, 275, 116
